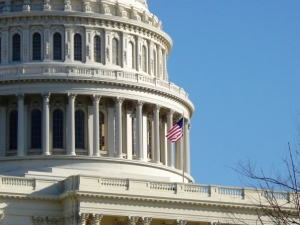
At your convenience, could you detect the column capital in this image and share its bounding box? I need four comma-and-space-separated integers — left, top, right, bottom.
67, 93, 77, 100
140, 217, 152, 225
42, 93, 51, 101
127, 216, 139, 225
47, 217, 60, 225
115, 97, 125, 104
77, 213, 89, 224
91, 214, 103, 224
154, 104, 161, 111
136, 100, 145, 106
173, 220, 187, 225
16, 93, 25, 100
167, 109, 174, 116
32, 216, 45, 225
92, 94, 102, 102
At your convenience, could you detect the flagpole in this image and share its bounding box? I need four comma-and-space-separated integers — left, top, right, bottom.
182, 114, 184, 183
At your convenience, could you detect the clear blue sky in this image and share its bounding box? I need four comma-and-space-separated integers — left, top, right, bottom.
148, 1, 300, 187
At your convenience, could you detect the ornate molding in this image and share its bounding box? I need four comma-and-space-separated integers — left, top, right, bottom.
140, 217, 152, 225
67, 93, 77, 101
127, 216, 139, 225
115, 97, 124, 104
16, 93, 25, 101
91, 214, 103, 224
42, 93, 51, 101
32, 216, 45, 225
77, 213, 89, 224
92, 94, 101, 102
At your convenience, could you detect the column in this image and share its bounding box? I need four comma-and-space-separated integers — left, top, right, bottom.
184, 120, 191, 174
92, 95, 101, 156
157, 45, 162, 79
1, 27, 8, 64
125, 103, 133, 160
142, 107, 148, 161
85, 27, 92, 63
22, 26, 29, 62
136, 100, 144, 160
0, 98, 7, 157
107, 100, 115, 157
160, 116, 168, 165
127, 216, 139, 225
115, 97, 124, 158
148, 41, 153, 75
77, 213, 89, 225
153, 104, 161, 164
67, 93, 76, 155
136, 37, 141, 72
42, 93, 50, 155
17, 94, 25, 156
167, 109, 174, 167
104, 30, 111, 65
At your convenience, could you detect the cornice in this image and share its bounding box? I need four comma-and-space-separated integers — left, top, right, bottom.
0, 12, 172, 52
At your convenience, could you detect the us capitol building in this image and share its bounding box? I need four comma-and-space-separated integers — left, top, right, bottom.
0, 0, 290, 224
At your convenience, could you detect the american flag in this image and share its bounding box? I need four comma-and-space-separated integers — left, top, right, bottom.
166, 117, 184, 142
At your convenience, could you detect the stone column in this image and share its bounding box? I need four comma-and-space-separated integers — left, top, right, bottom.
153, 104, 161, 164
104, 30, 111, 65
43, 25, 51, 61
67, 93, 76, 155
142, 107, 148, 161
42, 93, 51, 155
125, 102, 133, 160
157, 46, 162, 79
160, 116, 168, 165
77, 213, 89, 225
64, 26, 72, 62
167, 109, 174, 167
148, 41, 153, 75
22, 26, 29, 62
115, 97, 124, 158
92, 95, 101, 156
0, 98, 7, 157
85, 27, 92, 63
136, 100, 144, 160
184, 120, 191, 174
17, 94, 25, 156
175, 138, 183, 170
107, 100, 115, 157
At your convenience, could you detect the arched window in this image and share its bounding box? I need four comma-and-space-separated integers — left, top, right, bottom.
53, 109, 64, 148
9, 111, 18, 150
32, 33, 41, 60
112, 38, 118, 65
12, 34, 21, 62
142, 46, 147, 72
127, 42, 133, 69
53, 32, 62, 60
147, 120, 152, 159
31, 109, 42, 149
75, 110, 84, 149
74, 34, 82, 61
132, 117, 136, 155
153, 50, 157, 76
99, 112, 105, 150
94, 35, 101, 63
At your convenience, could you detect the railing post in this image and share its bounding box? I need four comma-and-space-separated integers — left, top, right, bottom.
210, 185, 218, 197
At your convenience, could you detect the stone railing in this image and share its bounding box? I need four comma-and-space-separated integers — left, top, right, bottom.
0, 66, 190, 101
0, 176, 35, 189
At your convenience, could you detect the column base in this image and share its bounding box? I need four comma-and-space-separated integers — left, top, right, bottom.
93, 153, 100, 157
43, 152, 51, 156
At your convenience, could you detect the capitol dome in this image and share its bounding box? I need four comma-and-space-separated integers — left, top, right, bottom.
0, 0, 194, 183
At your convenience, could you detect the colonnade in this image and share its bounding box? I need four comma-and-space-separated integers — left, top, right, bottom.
0, 93, 191, 173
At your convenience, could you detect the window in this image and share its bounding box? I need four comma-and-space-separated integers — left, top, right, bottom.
142, 46, 147, 72
75, 110, 84, 149
32, 33, 41, 60
99, 112, 105, 150
12, 34, 21, 62
53, 33, 62, 60
9, 111, 18, 150
112, 38, 118, 65
132, 117, 136, 155
127, 42, 133, 69
74, 34, 82, 61
53, 109, 64, 148
94, 35, 101, 63
31, 109, 42, 149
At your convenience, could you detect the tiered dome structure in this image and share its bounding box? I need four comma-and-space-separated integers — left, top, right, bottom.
0, 0, 194, 183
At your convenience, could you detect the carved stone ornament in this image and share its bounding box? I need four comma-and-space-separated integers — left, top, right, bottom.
127, 216, 139, 225
101, 3, 110, 14
67, 93, 77, 101
24, 45, 28, 58
66, 42, 70, 58
45, 42, 50, 56
117, 5, 127, 17
92, 94, 101, 102
154, 104, 161, 111
77, 213, 89, 224
173, 219, 187, 225
123, 51, 127, 64
91, 214, 103, 224
16, 93, 25, 101
42, 93, 51, 101
65, 215, 74, 225
134, 0, 147, 7
106, 47, 110, 61
47, 217, 60, 225
32, 216, 45, 225
83, 0, 91, 12
86, 44, 91, 59
136, 100, 144, 107
115, 97, 124, 104
140, 217, 152, 225
64, 0, 71, 10
131, 9, 141, 21
43, 0, 51, 10
3, 44, 7, 61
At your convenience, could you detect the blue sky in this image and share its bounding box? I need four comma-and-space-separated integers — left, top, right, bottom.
148, 1, 300, 187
